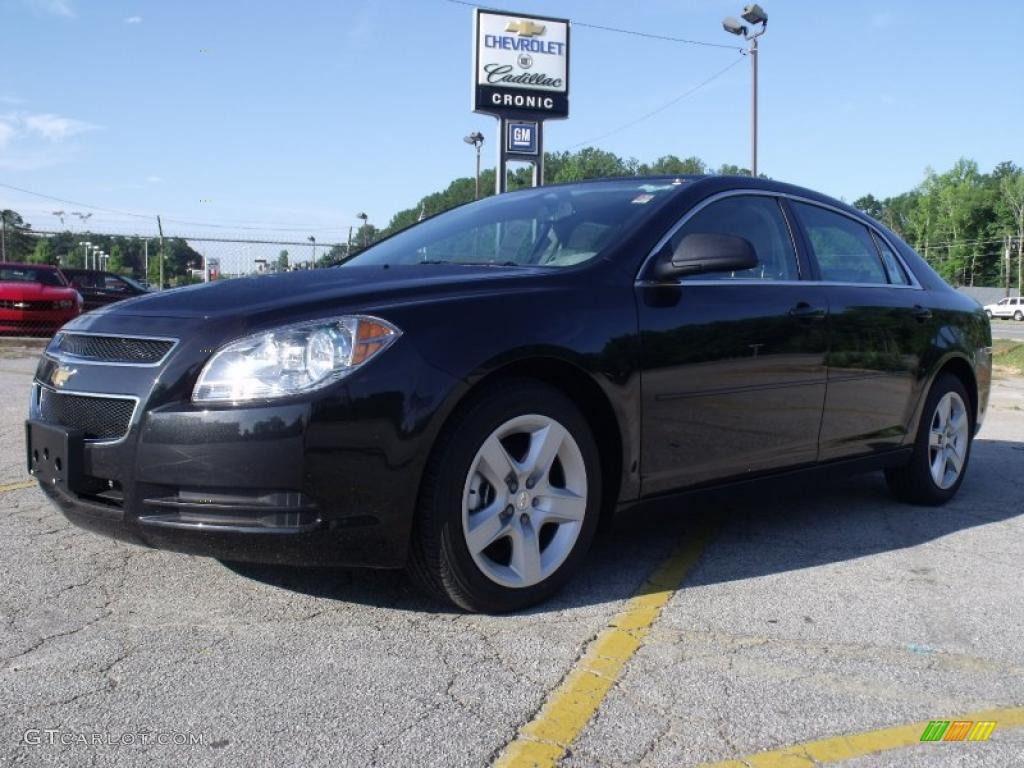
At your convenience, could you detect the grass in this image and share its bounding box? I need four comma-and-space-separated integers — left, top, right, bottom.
992, 339, 1024, 374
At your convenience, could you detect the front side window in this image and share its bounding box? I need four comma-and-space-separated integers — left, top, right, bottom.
671, 195, 799, 281
793, 202, 888, 284
345, 181, 679, 269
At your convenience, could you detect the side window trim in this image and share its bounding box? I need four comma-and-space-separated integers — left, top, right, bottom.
637, 189, 923, 289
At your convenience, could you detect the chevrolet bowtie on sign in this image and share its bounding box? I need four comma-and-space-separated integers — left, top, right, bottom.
473, 9, 570, 119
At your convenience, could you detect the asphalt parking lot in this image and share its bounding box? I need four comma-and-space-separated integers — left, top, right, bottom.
992, 319, 1024, 342
1, 345, 1022, 768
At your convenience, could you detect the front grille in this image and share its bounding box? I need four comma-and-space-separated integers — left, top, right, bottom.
54, 333, 175, 364
0, 299, 53, 311
38, 388, 135, 440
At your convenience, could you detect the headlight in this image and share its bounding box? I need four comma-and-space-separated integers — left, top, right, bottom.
52, 299, 74, 310
192, 316, 401, 404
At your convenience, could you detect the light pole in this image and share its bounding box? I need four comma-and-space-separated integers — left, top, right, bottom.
356, 212, 369, 247
308, 235, 316, 268
78, 241, 91, 269
723, 4, 768, 177
463, 131, 485, 200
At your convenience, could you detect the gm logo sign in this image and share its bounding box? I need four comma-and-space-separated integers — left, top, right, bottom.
506, 121, 538, 155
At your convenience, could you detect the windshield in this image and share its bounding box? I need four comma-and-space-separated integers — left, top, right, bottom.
120, 275, 148, 291
345, 181, 680, 269
0, 266, 67, 287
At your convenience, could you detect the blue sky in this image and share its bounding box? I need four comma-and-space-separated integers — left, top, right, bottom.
1, 0, 1021, 244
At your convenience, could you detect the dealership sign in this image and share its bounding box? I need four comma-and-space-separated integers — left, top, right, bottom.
473, 9, 570, 119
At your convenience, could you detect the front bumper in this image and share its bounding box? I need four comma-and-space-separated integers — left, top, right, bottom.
0, 308, 78, 335
28, 317, 462, 568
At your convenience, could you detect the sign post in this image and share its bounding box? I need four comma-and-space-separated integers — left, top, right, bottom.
472, 9, 569, 193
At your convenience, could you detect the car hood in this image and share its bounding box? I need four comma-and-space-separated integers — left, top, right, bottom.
83, 264, 547, 321
0, 281, 76, 299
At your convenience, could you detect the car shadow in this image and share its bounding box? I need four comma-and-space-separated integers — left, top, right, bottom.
222, 437, 1024, 614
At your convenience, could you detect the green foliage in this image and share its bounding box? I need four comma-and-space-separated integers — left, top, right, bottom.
276, 249, 289, 272
0, 210, 35, 261
855, 158, 1024, 288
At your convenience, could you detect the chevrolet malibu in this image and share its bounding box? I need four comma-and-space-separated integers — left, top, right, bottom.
27, 177, 992, 612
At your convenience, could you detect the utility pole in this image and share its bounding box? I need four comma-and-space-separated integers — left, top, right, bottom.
144, 239, 149, 284
722, 5, 768, 177
1, 214, 6, 261
157, 215, 165, 291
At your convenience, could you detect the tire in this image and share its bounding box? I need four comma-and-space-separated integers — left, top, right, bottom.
885, 373, 973, 505
1015, 310, 1023, 321
407, 379, 602, 613
984, 310, 992, 319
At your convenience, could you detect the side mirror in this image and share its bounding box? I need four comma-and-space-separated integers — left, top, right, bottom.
653, 233, 758, 279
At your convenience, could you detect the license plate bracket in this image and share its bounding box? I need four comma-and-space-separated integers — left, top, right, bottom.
26, 419, 84, 493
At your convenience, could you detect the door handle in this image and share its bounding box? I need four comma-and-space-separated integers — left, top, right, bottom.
789, 302, 826, 321
911, 305, 933, 322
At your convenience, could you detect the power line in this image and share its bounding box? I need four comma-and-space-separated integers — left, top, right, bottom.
561, 55, 746, 150
0, 181, 352, 232
443, 0, 744, 51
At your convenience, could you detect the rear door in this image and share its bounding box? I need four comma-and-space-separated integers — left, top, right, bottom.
790, 201, 928, 460
636, 193, 829, 494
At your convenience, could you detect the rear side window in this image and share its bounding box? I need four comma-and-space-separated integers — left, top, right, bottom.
671, 195, 799, 281
793, 202, 888, 284
871, 231, 911, 286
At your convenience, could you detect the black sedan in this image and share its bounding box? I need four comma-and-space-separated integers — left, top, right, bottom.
27, 176, 992, 612
60, 268, 149, 311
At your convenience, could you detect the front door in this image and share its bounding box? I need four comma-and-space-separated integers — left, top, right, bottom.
636, 194, 829, 495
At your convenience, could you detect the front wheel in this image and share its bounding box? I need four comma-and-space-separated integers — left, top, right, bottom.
885, 373, 972, 505
407, 380, 602, 612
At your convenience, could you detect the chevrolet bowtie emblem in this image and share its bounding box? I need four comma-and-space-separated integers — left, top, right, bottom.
51, 366, 77, 388
506, 20, 546, 37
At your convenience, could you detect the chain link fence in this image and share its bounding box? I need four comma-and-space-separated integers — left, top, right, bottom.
1, 230, 356, 337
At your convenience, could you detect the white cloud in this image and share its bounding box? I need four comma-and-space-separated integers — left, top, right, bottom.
26, 0, 75, 17
0, 95, 24, 105
0, 120, 15, 148
124, 15, 142, 24
22, 112, 97, 141
0, 111, 98, 169
146, 175, 164, 184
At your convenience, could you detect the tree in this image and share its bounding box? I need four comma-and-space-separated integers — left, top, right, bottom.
996, 167, 1024, 293
30, 238, 53, 265
0, 210, 35, 262
276, 249, 289, 272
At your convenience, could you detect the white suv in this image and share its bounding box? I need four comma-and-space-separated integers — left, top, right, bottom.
984, 296, 1024, 320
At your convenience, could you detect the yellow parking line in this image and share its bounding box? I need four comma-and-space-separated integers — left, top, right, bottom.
697, 706, 1024, 767
0, 480, 36, 493
492, 525, 713, 768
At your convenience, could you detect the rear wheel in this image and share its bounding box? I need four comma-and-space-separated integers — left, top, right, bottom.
407, 380, 601, 613
1015, 310, 1023, 321
885, 373, 972, 505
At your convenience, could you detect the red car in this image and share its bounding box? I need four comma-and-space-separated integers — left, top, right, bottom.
0, 263, 82, 336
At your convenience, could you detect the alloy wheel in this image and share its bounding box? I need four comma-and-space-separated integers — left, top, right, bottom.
928, 391, 969, 490
461, 414, 587, 589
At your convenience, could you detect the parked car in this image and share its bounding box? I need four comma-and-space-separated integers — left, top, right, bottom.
982, 295, 1024, 321
0, 262, 82, 336
60, 268, 149, 311
26, 177, 992, 612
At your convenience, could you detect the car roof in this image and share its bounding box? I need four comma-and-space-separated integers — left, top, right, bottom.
0, 262, 60, 270
528, 174, 866, 220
